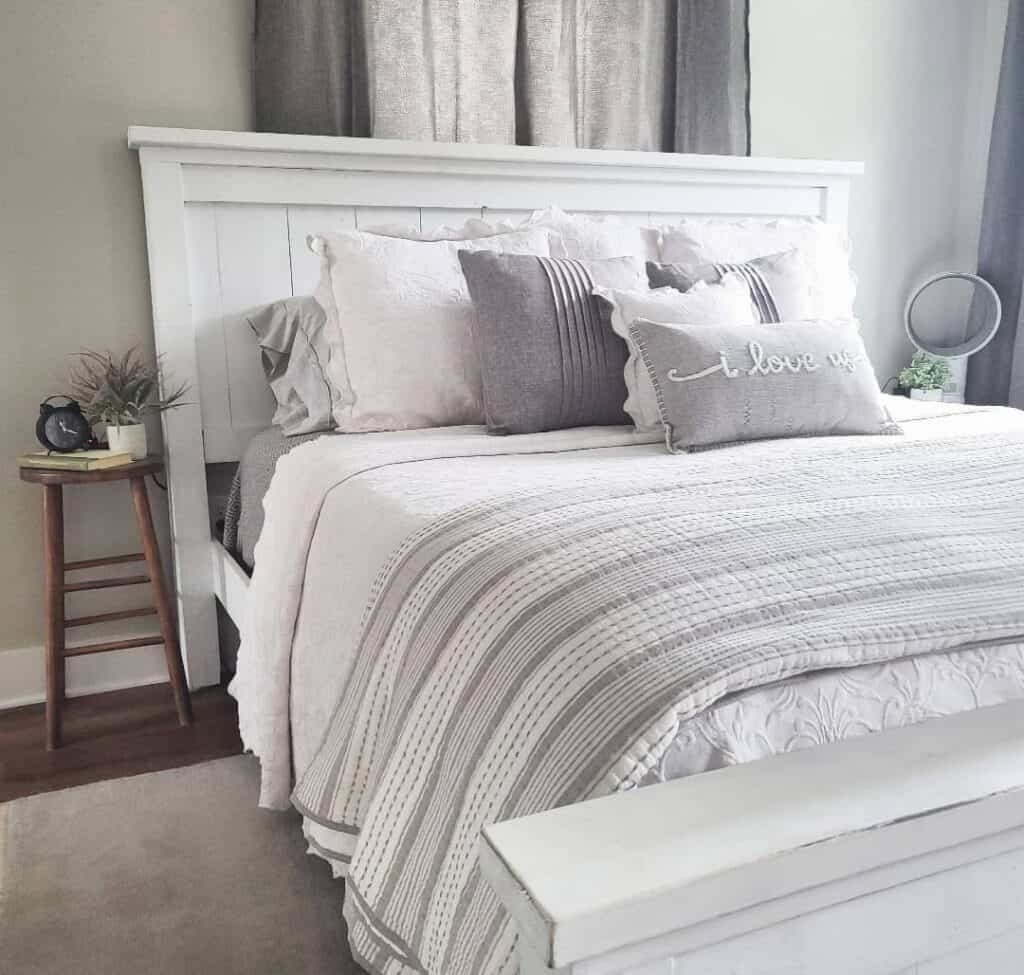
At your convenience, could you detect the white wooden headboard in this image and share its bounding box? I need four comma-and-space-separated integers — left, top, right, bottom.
129, 126, 862, 687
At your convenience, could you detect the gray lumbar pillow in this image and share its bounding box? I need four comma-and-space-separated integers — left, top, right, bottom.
458, 252, 645, 434
628, 316, 902, 452
646, 249, 815, 323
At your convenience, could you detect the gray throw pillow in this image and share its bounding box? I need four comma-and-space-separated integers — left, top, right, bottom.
246, 296, 335, 436
459, 252, 645, 434
647, 249, 814, 323
629, 316, 902, 452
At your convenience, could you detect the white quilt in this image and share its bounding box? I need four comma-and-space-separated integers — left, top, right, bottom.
231, 424, 662, 807
230, 399, 1024, 816
256, 398, 1024, 975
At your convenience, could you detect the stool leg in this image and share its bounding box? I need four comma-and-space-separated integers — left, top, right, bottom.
129, 475, 193, 726
42, 484, 65, 750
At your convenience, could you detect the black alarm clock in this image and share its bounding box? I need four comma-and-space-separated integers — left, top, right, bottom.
36, 396, 96, 453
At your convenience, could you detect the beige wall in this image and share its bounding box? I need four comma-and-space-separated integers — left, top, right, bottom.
0, 0, 253, 654
750, 0, 1007, 384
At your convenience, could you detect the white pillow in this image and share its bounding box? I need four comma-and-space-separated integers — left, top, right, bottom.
311, 227, 553, 432
365, 207, 661, 259
504, 206, 659, 261
310, 216, 521, 416
356, 217, 503, 241
659, 217, 856, 320
594, 275, 758, 433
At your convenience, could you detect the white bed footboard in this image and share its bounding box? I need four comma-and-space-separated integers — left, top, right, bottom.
481, 701, 1024, 975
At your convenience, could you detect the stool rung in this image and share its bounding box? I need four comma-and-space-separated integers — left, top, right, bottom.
63, 635, 163, 657
65, 607, 157, 629
63, 574, 149, 593
64, 553, 146, 572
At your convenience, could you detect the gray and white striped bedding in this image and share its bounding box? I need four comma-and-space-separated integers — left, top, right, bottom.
232, 399, 1024, 975
232, 395, 1024, 975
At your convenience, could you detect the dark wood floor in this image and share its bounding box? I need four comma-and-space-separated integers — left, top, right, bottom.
0, 682, 242, 803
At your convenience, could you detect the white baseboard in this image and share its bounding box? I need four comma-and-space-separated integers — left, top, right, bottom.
0, 640, 169, 711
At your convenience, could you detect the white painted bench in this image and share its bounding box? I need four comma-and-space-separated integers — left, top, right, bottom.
481, 701, 1024, 975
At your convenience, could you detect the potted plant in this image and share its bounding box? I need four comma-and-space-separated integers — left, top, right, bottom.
69, 348, 189, 459
898, 351, 951, 402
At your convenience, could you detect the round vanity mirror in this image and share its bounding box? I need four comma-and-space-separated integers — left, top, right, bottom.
903, 272, 1001, 402
905, 272, 1001, 359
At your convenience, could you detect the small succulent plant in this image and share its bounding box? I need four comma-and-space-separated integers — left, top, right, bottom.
898, 351, 951, 391
69, 348, 189, 427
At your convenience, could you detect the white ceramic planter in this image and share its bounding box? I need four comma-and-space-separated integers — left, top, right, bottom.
909, 388, 944, 403
107, 423, 148, 460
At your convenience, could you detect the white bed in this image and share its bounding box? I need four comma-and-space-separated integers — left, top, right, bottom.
130, 128, 1024, 975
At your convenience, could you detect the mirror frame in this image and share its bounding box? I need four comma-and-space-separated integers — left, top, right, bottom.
904, 271, 1001, 359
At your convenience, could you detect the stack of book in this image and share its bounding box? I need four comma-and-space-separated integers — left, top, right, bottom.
18, 449, 134, 472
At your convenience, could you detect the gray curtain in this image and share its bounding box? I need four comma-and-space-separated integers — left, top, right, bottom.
968, 0, 1024, 406
254, 0, 749, 154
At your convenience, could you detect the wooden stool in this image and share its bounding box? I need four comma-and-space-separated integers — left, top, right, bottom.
20, 457, 193, 749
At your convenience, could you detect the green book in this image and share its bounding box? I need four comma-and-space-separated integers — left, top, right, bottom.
18, 449, 134, 471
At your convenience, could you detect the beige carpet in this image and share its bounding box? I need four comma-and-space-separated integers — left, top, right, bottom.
0, 756, 362, 974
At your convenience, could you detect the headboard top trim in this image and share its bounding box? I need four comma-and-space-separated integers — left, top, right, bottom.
127, 126, 864, 178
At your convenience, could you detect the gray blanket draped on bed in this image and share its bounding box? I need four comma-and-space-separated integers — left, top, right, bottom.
292, 431, 1024, 975
253, 0, 749, 154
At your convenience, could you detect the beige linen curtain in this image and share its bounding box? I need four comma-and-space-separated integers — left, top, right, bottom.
254, 0, 749, 154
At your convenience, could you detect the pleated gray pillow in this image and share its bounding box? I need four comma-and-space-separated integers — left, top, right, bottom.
459, 252, 645, 434
646, 250, 814, 323
629, 316, 902, 452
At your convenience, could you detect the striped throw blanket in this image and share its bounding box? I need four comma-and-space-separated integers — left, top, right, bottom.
292, 431, 1024, 975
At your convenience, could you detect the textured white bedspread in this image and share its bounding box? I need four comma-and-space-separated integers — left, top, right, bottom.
230, 398, 1024, 813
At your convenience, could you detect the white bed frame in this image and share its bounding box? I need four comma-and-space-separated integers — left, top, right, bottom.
130, 127, 1024, 974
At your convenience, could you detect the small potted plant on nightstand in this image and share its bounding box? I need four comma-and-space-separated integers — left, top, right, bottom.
898, 351, 952, 403
70, 349, 189, 459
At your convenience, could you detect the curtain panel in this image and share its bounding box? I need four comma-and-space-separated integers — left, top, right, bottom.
254, 0, 750, 155
968, 0, 1024, 407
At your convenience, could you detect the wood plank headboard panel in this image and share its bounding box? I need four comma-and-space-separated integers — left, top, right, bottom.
130, 126, 862, 687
